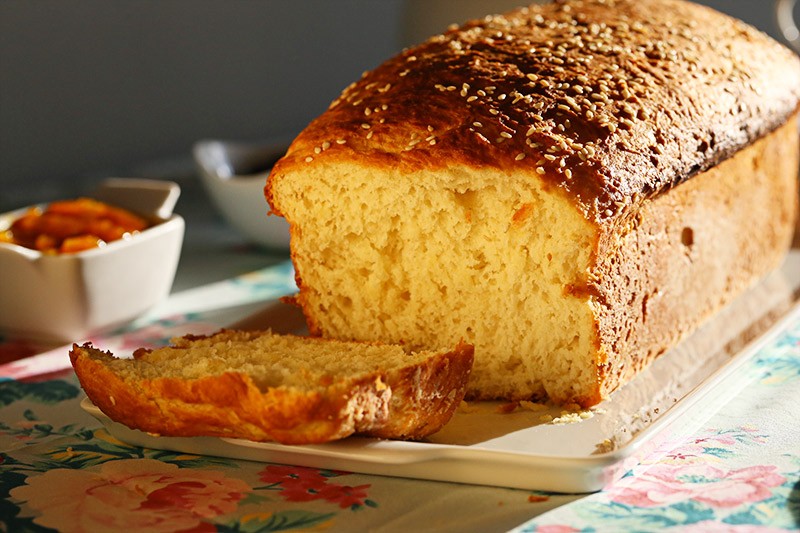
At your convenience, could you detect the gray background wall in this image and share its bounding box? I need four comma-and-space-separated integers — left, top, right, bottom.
0, 1, 793, 211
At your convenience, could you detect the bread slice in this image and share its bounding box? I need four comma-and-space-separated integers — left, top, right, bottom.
266, 0, 800, 407
69, 330, 474, 444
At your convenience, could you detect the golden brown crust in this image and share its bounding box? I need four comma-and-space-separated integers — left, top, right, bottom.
70, 336, 474, 444
267, 0, 800, 223
588, 116, 800, 401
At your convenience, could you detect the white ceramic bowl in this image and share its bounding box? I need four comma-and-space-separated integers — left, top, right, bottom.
193, 139, 290, 250
0, 178, 184, 343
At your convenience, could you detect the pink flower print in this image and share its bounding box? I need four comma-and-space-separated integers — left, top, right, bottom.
611, 463, 785, 509
316, 481, 373, 509
10, 458, 250, 532
257, 464, 374, 509
258, 464, 329, 487
534, 526, 581, 533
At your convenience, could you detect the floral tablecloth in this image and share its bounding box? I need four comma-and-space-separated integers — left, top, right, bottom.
1, 260, 799, 533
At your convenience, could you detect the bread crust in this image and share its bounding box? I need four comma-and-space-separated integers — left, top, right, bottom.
588, 116, 800, 403
70, 334, 474, 444
267, 0, 800, 223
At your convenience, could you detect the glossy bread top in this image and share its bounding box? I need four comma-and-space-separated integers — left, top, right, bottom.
270, 0, 800, 221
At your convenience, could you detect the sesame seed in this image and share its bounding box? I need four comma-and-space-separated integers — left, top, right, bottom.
515, 153, 526, 161
361, 123, 371, 129
500, 131, 513, 139
305, 156, 314, 163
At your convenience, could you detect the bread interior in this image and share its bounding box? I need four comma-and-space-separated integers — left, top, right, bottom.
100, 331, 428, 390
274, 162, 598, 401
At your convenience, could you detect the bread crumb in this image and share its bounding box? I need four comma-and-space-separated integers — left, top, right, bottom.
528, 494, 549, 503
496, 401, 519, 414
549, 405, 600, 425
595, 438, 615, 453
538, 413, 554, 422
519, 400, 548, 412
458, 400, 480, 413
552, 412, 583, 424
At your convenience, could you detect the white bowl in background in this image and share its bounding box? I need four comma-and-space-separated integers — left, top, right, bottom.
0, 178, 184, 343
193, 139, 290, 250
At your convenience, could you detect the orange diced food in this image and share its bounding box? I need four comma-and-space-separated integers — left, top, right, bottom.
2, 198, 150, 254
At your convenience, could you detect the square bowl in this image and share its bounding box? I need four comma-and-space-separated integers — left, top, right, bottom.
0, 178, 184, 343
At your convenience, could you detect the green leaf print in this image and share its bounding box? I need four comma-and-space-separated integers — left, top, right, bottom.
40, 430, 240, 470
216, 510, 336, 532
0, 467, 54, 532
0, 381, 79, 407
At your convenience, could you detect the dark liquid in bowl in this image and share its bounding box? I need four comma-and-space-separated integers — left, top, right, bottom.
234, 152, 285, 177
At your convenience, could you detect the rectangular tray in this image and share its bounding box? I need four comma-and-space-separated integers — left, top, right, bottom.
83, 250, 800, 493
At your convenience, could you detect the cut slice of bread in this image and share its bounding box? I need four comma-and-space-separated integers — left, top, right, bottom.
69, 329, 473, 444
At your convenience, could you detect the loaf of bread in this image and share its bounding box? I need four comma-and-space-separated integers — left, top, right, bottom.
70, 330, 474, 444
266, 0, 800, 407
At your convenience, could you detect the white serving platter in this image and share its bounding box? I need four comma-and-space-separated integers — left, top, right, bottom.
82, 249, 800, 494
